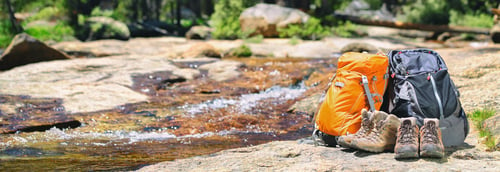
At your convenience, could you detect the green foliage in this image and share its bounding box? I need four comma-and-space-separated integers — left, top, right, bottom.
25, 6, 64, 22
90, 7, 114, 18
400, 0, 449, 25
0, 19, 14, 48
450, 11, 493, 28
364, 0, 383, 10
470, 109, 496, 128
11, 0, 66, 12
210, 0, 257, 39
231, 45, 252, 57
244, 34, 263, 44
332, 21, 359, 38
469, 108, 497, 150
278, 17, 330, 40
210, 0, 243, 39
313, 0, 352, 11
112, 1, 133, 22
24, 22, 74, 42
288, 36, 301, 45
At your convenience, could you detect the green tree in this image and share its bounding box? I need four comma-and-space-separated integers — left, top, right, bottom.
209, 0, 257, 39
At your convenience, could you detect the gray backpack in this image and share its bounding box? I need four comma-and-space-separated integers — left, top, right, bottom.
383, 49, 469, 147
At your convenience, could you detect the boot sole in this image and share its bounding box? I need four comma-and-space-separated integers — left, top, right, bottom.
337, 140, 353, 149
358, 144, 394, 153
420, 150, 444, 158
395, 151, 419, 159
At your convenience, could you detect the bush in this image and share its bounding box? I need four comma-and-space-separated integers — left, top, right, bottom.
400, 0, 449, 25
210, 0, 258, 39
450, 11, 493, 28
25, 6, 64, 22
231, 45, 252, 57
278, 17, 330, 40
332, 21, 360, 38
0, 19, 14, 48
24, 22, 74, 42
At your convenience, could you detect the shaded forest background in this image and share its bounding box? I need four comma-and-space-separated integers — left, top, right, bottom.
1, 0, 499, 48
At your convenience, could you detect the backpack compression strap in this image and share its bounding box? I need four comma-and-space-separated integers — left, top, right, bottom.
362, 75, 376, 112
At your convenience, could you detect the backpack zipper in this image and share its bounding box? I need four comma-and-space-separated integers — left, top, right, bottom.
428, 73, 444, 121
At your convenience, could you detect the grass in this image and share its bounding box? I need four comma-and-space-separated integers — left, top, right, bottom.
469, 108, 497, 150
244, 34, 263, 44
288, 36, 300, 45
230, 44, 252, 57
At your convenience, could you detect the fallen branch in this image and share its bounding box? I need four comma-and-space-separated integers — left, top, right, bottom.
334, 14, 490, 35
492, 8, 500, 16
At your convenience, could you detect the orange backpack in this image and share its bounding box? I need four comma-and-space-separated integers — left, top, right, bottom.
315, 52, 389, 136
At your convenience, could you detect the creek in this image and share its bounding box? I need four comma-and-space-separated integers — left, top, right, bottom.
0, 57, 337, 171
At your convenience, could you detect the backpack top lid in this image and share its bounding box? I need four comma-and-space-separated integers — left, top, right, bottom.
338, 52, 388, 76
388, 49, 448, 75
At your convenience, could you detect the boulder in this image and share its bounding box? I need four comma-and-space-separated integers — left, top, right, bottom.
186, 26, 212, 40
181, 42, 221, 58
287, 93, 322, 115
239, 3, 310, 37
0, 33, 72, 71
340, 42, 378, 54
80, 16, 130, 41
198, 60, 244, 82
339, 0, 395, 21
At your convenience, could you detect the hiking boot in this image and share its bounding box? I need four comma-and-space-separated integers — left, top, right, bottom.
337, 109, 373, 148
394, 117, 419, 159
420, 118, 445, 158
351, 111, 400, 152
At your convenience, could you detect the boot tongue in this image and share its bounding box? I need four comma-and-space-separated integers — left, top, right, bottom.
400, 119, 415, 144
422, 121, 439, 144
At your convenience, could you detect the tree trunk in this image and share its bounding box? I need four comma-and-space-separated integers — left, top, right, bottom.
176, 0, 181, 28
5, 0, 23, 33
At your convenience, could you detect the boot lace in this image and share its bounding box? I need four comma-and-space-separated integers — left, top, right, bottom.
365, 120, 384, 141
355, 117, 372, 136
398, 120, 415, 144
421, 121, 439, 144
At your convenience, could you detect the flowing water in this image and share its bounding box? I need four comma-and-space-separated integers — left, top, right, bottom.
0, 57, 337, 171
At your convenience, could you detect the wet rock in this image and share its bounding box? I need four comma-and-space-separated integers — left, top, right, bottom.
181, 42, 221, 58
172, 57, 218, 69
0, 147, 63, 157
340, 42, 378, 54
198, 60, 244, 82
0, 55, 190, 113
0, 95, 80, 134
80, 16, 130, 41
0, 33, 72, 71
239, 3, 310, 37
287, 93, 322, 116
186, 26, 212, 40
131, 71, 187, 96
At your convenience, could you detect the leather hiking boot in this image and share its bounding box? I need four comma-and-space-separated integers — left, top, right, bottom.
420, 118, 445, 158
351, 111, 400, 153
394, 117, 419, 159
337, 109, 372, 148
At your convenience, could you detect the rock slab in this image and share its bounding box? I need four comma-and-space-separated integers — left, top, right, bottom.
0, 33, 72, 71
